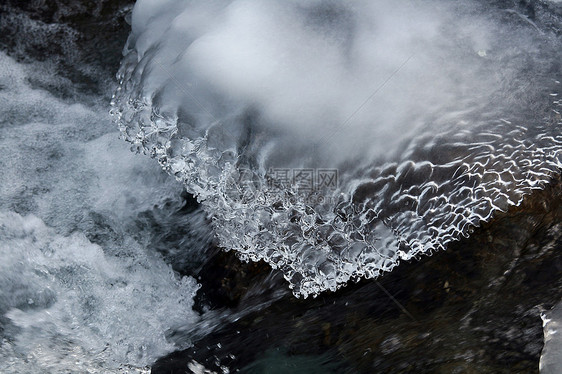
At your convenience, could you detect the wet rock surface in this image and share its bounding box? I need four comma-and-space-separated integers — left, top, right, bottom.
154, 175, 562, 373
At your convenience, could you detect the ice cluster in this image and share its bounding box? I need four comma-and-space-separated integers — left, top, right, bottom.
112, 0, 562, 297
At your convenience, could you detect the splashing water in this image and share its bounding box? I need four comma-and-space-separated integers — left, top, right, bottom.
0, 50, 203, 372
0, 212, 198, 373
111, 0, 562, 297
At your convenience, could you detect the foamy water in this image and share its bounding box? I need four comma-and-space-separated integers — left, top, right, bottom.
0, 51, 204, 373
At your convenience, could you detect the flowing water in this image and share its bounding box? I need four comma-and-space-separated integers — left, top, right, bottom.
0, 50, 209, 372
1, 0, 562, 372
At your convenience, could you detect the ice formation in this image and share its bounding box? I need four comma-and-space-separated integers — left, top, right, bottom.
112, 0, 562, 297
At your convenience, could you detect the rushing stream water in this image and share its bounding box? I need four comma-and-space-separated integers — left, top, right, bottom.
1, 0, 562, 372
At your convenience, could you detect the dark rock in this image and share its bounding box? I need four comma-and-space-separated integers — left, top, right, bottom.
193, 248, 281, 311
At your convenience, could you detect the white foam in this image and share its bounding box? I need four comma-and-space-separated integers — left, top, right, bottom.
0, 212, 199, 373
0, 51, 202, 371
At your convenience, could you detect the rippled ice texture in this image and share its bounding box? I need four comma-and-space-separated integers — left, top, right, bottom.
0, 52, 201, 373
112, 0, 562, 297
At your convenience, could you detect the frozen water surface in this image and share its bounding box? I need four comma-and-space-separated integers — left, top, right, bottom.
112, 0, 562, 297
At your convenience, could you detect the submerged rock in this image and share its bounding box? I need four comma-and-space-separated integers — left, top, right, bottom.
154, 175, 562, 373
